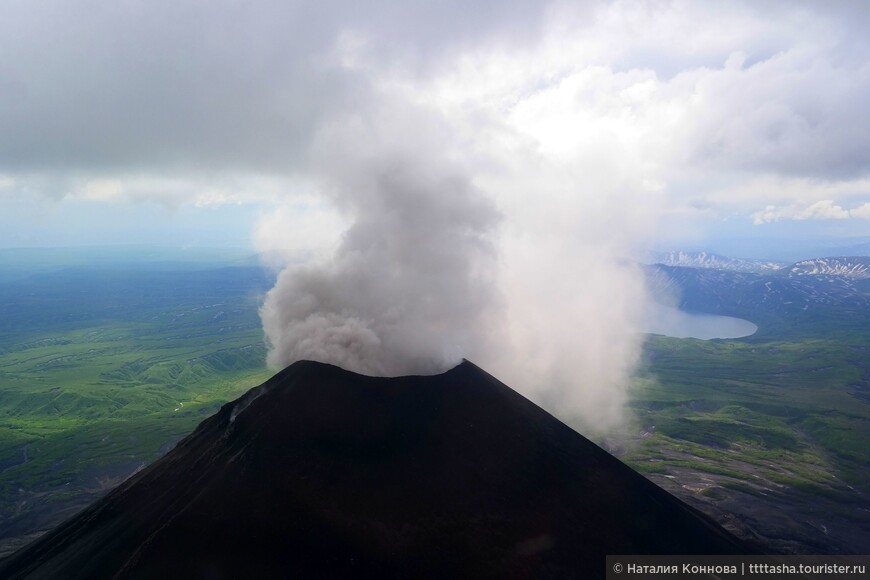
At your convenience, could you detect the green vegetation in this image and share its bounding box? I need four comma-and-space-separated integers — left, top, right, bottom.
0, 259, 276, 550
627, 335, 870, 482
2, 251, 868, 553
620, 333, 870, 550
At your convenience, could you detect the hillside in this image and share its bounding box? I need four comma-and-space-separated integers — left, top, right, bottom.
0, 360, 750, 579
649, 251, 785, 273
780, 257, 870, 280
646, 260, 870, 338
631, 256, 870, 552
0, 263, 276, 557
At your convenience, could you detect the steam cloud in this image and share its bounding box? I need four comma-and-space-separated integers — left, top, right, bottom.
259, 98, 651, 433
261, 107, 502, 377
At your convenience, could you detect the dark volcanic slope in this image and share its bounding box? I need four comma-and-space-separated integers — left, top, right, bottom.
1, 360, 749, 579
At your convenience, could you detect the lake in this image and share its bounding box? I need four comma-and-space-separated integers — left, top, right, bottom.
641, 304, 758, 339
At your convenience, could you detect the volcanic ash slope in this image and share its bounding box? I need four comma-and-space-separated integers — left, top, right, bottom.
0, 359, 750, 579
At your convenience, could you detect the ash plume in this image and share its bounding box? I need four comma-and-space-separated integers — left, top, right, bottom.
260, 107, 503, 377
254, 8, 657, 434
258, 101, 650, 433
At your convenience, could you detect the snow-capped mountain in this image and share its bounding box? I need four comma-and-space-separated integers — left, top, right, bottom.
781, 257, 870, 280
648, 251, 785, 273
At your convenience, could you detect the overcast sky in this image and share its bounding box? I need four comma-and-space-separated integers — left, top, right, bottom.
1, 0, 869, 257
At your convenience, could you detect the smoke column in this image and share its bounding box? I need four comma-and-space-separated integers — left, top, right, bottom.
258, 99, 651, 433
257, 27, 658, 433
260, 106, 503, 377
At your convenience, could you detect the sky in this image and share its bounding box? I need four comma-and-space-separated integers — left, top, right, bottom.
1, 0, 868, 258
3, 1, 870, 428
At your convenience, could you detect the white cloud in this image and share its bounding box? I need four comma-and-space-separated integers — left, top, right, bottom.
382, 2, 870, 238
850, 202, 870, 219
193, 192, 244, 208
4, 0, 870, 231
252, 198, 350, 269
708, 176, 870, 208
76, 179, 124, 202
57, 174, 290, 210
750, 199, 868, 224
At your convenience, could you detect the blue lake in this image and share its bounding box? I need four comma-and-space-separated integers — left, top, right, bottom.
641, 304, 758, 340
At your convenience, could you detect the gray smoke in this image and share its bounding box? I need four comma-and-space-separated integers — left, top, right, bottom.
258, 100, 650, 434
252, 6, 656, 434
260, 106, 503, 377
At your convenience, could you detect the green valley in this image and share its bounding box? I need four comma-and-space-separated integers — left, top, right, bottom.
0, 257, 276, 555
1, 251, 869, 556
617, 262, 870, 553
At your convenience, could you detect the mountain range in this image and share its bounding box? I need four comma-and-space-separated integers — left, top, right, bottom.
649, 252, 870, 279
647, 251, 786, 273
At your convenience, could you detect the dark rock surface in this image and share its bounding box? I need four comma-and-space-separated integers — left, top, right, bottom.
0, 360, 750, 579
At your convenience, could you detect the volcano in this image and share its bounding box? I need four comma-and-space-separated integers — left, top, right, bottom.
0, 360, 750, 578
